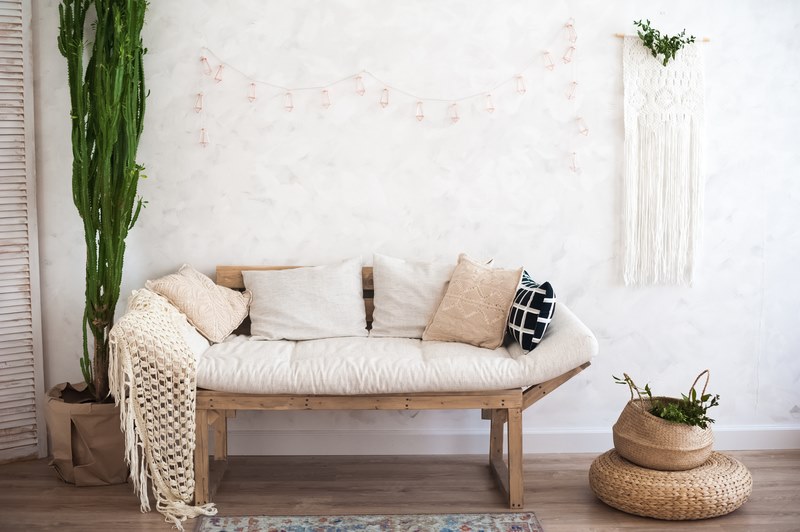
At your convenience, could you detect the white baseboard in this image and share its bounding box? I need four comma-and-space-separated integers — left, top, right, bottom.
226, 425, 800, 455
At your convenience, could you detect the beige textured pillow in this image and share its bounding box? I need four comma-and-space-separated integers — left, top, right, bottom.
370, 254, 455, 338
145, 264, 251, 343
423, 255, 522, 349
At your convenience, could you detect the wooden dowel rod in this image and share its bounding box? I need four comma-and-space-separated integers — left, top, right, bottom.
614, 32, 710, 42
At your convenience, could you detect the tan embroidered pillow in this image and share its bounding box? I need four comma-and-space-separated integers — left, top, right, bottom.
423, 255, 522, 349
145, 264, 251, 343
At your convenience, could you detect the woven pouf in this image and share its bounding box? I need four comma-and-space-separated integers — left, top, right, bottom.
589, 450, 752, 520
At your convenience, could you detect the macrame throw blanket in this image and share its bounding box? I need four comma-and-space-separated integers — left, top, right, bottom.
622, 36, 705, 285
109, 289, 217, 529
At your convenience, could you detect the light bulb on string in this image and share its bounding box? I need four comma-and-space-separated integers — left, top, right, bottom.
199, 128, 209, 148
485, 94, 495, 113
247, 83, 257, 103
355, 75, 366, 96
284, 92, 294, 112
321, 89, 331, 109
214, 64, 224, 82
194, 92, 203, 113
563, 46, 576, 64
542, 51, 555, 71
565, 18, 578, 44
415, 101, 424, 122
577, 116, 589, 136
566, 81, 578, 100
200, 56, 212, 75
449, 103, 460, 124
569, 151, 581, 173
379, 88, 389, 108
516, 75, 526, 95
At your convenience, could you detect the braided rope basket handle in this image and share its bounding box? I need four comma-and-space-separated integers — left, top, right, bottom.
689, 369, 710, 398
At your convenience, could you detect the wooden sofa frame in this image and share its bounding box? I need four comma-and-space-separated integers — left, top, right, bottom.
193, 265, 591, 509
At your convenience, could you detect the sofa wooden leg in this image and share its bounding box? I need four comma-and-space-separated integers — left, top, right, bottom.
489, 409, 506, 466
194, 408, 210, 505
213, 411, 227, 461
507, 407, 524, 509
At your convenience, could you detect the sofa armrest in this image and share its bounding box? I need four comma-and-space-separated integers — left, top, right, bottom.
510, 303, 598, 384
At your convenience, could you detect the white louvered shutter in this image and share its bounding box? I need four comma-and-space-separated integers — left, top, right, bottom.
0, 0, 45, 464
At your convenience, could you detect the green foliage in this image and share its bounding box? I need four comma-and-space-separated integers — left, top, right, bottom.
633, 19, 696, 66
58, 0, 148, 400
613, 373, 720, 429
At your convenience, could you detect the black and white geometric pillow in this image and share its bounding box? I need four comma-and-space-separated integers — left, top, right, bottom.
507, 271, 556, 351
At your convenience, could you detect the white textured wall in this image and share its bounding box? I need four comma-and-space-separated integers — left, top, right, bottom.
31, 0, 800, 453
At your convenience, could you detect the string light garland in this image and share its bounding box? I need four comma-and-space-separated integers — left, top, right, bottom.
195, 18, 589, 170
515, 75, 526, 95
449, 103, 460, 124
415, 101, 424, 122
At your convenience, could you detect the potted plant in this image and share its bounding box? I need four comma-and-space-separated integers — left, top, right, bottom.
612, 370, 720, 471
44, 0, 148, 486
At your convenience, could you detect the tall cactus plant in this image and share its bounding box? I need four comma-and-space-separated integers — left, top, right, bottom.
58, 0, 148, 400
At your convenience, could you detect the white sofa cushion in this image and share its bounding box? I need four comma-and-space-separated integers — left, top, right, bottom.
243, 258, 368, 341
197, 304, 597, 395
370, 254, 455, 338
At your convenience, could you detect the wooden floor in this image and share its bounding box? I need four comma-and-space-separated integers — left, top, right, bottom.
0, 451, 798, 531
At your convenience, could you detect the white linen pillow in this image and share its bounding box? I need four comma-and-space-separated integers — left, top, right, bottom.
370, 254, 456, 338
243, 258, 368, 340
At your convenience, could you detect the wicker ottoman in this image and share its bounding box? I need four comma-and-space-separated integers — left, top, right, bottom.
589, 450, 752, 520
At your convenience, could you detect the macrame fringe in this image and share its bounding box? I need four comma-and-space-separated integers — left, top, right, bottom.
109, 290, 217, 531
622, 37, 704, 286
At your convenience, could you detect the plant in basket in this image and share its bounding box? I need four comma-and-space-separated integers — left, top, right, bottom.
611, 370, 720, 471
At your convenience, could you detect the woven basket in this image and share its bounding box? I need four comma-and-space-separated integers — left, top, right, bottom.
590, 450, 752, 520
613, 371, 714, 471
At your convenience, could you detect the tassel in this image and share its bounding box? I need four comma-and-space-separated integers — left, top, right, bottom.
247, 83, 257, 103
284, 92, 294, 112
355, 75, 366, 96
193, 93, 203, 113
199, 128, 209, 147
415, 101, 424, 122
321, 89, 331, 109
213, 64, 224, 82
485, 94, 495, 114
379, 88, 389, 108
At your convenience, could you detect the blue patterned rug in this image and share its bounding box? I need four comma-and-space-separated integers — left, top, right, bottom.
195, 512, 543, 531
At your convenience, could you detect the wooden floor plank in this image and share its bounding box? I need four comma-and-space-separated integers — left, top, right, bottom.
0, 450, 797, 531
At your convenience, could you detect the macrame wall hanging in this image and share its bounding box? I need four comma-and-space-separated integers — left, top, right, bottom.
622, 36, 705, 286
